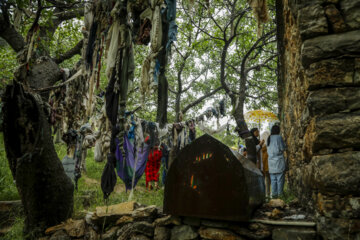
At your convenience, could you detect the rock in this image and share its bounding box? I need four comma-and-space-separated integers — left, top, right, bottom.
311, 151, 360, 195
154, 226, 171, 240
132, 222, 154, 237
45, 219, 85, 238
305, 58, 357, 90
170, 225, 198, 240
183, 217, 201, 227
270, 209, 283, 219
301, 30, 360, 67
130, 234, 150, 240
324, 4, 347, 33
340, 0, 360, 30
306, 112, 360, 153
116, 216, 134, 226
102, 226, 119, 240
154, 215, 181, 226
317, 216, 360, 240
132, 205, 158, 219
298, 4, 328, 40
94, 201, 137, 218
272, 227, 316, 240
266, 199, 286, 209
117, 222, 154, 240
201, 219, 230, 228
229, 223, 271, 240
307, 88, 360, 116
231, 225, 271, 240
198, 227, 243, 240
316, 193, 360, 219
49, 230, 71, 240
92, 201, 138, 226
283, 214, 306, 220
355, 58, 360, 84
84, 227, 99, 240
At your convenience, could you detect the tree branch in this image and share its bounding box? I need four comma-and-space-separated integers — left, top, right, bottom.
182, 86, 223, 114
0, 4, 25, 52
245, 54, 277, 74
54, 39, 83, 64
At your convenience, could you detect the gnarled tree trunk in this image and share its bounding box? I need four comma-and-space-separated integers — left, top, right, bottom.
2, 82, 74, 238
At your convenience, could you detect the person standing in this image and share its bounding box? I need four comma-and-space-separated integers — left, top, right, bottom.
145, 137, 162, 190
260, 131, 271, 199
267, 125, 286, 198
250, 128, 265, 168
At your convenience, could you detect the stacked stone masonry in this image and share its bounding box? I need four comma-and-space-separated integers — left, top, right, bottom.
40, 201, 318, 240
279, 0, 360, 239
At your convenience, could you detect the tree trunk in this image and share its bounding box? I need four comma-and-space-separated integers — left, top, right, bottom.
156, 12, 169, 128
232, 95, 257, 165
2, 81, 74, 238
175, 92, 181, 122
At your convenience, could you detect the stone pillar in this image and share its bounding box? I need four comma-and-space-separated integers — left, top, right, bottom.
278, 0, 360, 239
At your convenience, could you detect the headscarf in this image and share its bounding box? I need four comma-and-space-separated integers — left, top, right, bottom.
250, 128, 260, 145
260, 130, 270, 144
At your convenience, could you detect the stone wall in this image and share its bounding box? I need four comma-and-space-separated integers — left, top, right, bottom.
278, 0, 360, 239
41, 201, 318, 240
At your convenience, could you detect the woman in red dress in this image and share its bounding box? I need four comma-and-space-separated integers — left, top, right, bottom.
145, 137, 162, 190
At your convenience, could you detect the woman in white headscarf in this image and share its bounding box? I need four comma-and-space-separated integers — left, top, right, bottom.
260, 130, 271, 199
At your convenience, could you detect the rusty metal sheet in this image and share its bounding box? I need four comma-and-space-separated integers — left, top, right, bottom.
164, 134, 264, 222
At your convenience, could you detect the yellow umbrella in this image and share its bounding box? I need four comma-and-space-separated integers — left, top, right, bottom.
244, 109, 278, 129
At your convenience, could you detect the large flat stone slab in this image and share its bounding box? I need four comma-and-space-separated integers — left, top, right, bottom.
301, 30, 360, 67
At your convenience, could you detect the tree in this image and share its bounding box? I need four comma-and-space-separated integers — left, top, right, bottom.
183, 0, 277, 164
0, 0, 84, 237
168, 12, 223, 122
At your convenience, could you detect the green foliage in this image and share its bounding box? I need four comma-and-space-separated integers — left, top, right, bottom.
0, 44, 17, 87
0, 134, 20, 201
2, 217, 25, 240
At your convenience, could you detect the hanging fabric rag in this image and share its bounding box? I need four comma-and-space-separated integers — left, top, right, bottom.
187, 120, 196, 142
161, 143, 169, 185
247, 0, 269, 36
198, 121, 228, 135
115, 136, 150, 191
85, 21, 98, 70
165, 0, 177, 52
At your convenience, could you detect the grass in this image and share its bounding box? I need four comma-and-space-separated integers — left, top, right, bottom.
0, 134, 164, 239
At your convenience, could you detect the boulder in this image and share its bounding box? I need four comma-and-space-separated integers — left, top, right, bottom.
170, 225, 198, 240
198, 227, 243, 240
